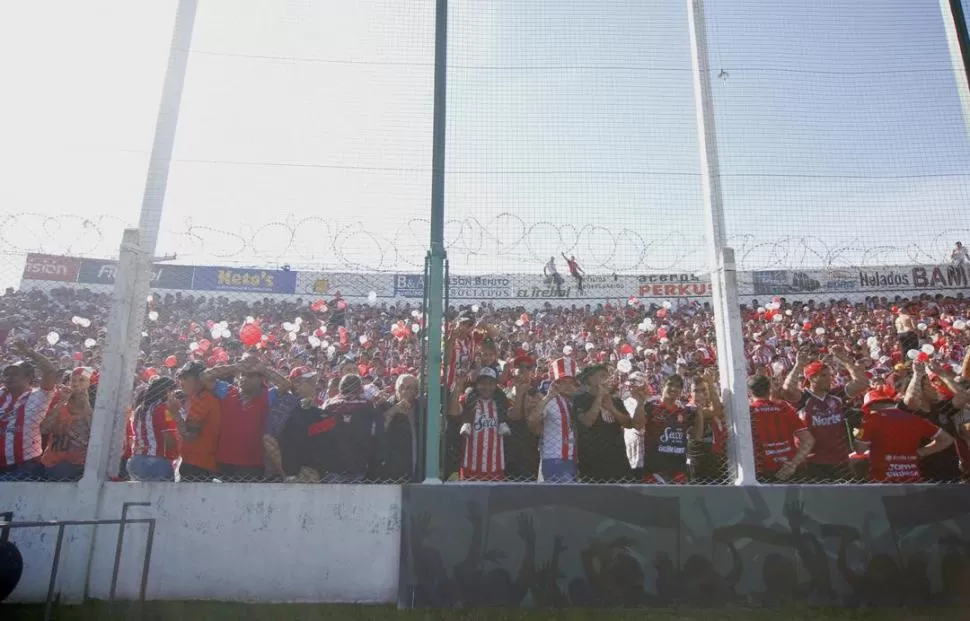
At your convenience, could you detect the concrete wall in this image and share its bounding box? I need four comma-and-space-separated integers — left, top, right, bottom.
0, 483, 402, 603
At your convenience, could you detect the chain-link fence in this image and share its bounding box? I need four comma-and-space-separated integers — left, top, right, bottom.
2, 1, 970, 488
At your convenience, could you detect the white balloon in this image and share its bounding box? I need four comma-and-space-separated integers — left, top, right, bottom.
327, 345, 336, 357
954, 319, 967, 331
219, 321, 228, 329
585, 342, 595, 351
917, 323, 927, 332
368, 291, 378, 304
295, 317, 303, 325
772, 315, 783, 323
613, 336, 621, 346
563, 345, 573, 356
521, 342, 530, 351
308, 335, 321, 348
785, 309, 793, 316
907, 349, 919, 360
359, 334, 369, 345
245, 316, 255, 324
867, 336, 879, 348
757, 307, 766, 314
46, 331, 59, 346
515, 319, 524, 327
211, 327, 222, 340
146, 295, 154, 303
288, 332, 298, 342
148, 311, 159, 322
220, 328, 232, 339
411, 310, 422, 318
189, 342, 199, 351
411, 323, 420, 333
815, 328, 825, 335
471, 305, 480, 313
616, 359, 633, 374
282, 322, 297, 333
662, 301, 672, 309
870, 351, 881, 361
321, 340, 330, 348
84, 338, 97, 348
660, 337, 669, 344
78, 317, 91, 328
921, 344, 935, 355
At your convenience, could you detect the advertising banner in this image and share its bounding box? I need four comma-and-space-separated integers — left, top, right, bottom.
76, 259, 195, 289
394, 274, 513, 299
857, 264, 970, 293
511, 274, 637, 300
296, 272, 395, 298
192, 266, 296, 294
22, 253, 81, 283
637, 273, 712, 298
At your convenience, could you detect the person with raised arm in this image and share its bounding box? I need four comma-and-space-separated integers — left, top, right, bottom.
527, 358, 580, 483
0, 340, 58, 481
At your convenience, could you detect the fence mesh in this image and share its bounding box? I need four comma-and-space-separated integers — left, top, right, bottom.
1, 1, 969, 487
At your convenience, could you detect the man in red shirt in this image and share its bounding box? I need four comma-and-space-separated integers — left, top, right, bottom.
205, 356, 291, 482
855, 389, 953, 482
780, 345, 868, 481
748, 375, 814, 481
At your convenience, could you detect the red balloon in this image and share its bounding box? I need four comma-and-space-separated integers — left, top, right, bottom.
142, 368, 158, 381
240, 323, 263, 347
656, 308, 668, 319
619, 343, 634, 356
164, 355, 178, 368
197, 339, 212, 353
73, 352, 83, 361
311, 299, 328, 313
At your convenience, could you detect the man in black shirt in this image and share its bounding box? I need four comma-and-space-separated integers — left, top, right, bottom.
573, 364, 633, 482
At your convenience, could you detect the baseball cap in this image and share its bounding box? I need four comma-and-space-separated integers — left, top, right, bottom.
476, 367, 498, 381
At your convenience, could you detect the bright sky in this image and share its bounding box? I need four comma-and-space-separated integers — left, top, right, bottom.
1, 0, 969, 289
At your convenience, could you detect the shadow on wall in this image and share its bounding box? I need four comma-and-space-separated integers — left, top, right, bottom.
398, 485, 970, 608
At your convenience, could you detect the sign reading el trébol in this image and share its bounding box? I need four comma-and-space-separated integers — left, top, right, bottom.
77, 259, 194, 289
22, 253, 81, 282
192, 266, 296, 294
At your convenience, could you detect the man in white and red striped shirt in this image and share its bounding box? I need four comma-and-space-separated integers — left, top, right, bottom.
449, 367, 508, 481
527, 357, 580, 482
0, 340, 58, 480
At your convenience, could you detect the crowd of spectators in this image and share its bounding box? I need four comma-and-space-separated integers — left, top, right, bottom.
0, 285, 968, 485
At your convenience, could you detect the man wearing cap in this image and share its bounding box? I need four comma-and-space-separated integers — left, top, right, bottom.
527, 358, 580, 482
443, 312, 497, 395
169, 361, 221, 482
0, 341, 58, 481
780, 345, 867, 482
278, 367, 334, 483
748, 375, 814, 482
448, 367, 509, 481
572, 364, 633, 482
855, 385, 953, 482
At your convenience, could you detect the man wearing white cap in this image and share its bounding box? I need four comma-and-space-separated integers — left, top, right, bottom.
527, 358, 580, 482
448, 367, 510, 482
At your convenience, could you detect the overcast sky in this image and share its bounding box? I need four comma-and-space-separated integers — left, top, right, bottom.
1, 0, 969, 290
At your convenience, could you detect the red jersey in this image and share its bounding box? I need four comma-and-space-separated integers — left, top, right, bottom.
0, 387, 55, 466
750, 398, 806, 473
129, 402, 178, 460
858, 408, 941, 482
794, 389, 850, 465
214, 381, 274, 467
461, 399, 505, 478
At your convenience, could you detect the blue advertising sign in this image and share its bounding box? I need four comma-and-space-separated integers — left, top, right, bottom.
191, 266, 296, 294
393, 274, 425, 297
77, 259, 195, 289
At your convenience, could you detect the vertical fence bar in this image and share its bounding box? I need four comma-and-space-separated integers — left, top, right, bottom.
423, 0, 449, 484
940, 0, 970, 138
686, 0, 758, 485
44, 525, 66, 621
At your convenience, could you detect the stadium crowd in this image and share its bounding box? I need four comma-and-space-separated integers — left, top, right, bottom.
0, 285, 968, 485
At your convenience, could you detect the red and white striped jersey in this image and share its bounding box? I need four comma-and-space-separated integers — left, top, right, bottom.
129, 402, 178, 460
461, 399, 504, 475
0, 387, 54, 467
539, 395, 577, 461
444, 334, 477, 392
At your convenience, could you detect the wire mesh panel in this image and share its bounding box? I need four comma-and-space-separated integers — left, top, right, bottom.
705, 0, 970, 484
438, 0, 732, 485
0, 1, 435, 485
